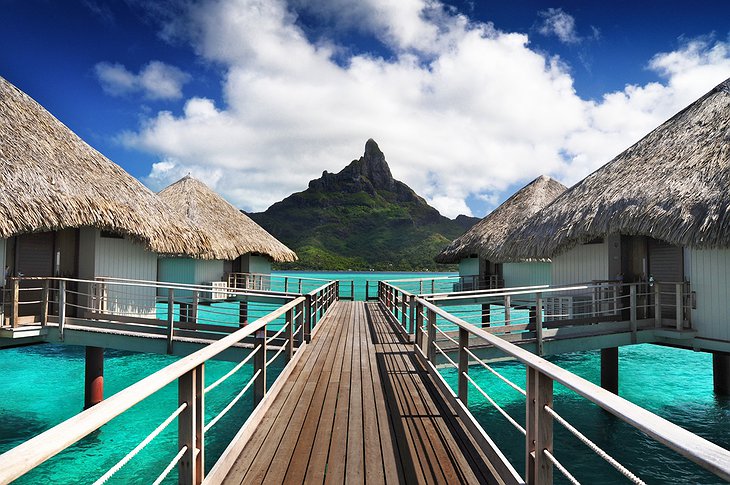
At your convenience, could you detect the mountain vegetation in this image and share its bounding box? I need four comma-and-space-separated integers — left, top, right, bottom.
248, 139, 479, 270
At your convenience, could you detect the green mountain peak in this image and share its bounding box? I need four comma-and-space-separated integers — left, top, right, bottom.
248, 140, 478, 270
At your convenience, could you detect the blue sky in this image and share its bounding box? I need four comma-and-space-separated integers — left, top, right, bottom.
2, 0, 730, 218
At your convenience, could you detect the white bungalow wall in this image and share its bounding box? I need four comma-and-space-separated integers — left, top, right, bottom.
157, 258, 225, 299
239, 254, 272, 275
687, 248, 730, 344
79, 228, 157, 318
503, 262, 551, 288
551, 240, 610, 287
458, 256, 480, 277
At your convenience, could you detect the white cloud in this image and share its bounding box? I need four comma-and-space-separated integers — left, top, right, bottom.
95, 60, 191, 100
123, 0, 730, 218
537, 7, 598, 45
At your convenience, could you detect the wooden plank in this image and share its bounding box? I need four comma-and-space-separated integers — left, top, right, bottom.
345, 301, 365, 484
323, 301, 355, 485
264, 306, 348, 483
222, 304, 343, 483
291, 301, 353, 482
243, 305, 345, 482
362, 304, 403, 484
360, 302, 386, 484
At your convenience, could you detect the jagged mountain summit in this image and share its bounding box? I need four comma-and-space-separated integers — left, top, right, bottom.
249, 139, 479, 270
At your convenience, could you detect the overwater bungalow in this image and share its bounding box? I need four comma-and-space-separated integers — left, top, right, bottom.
157, 175, 297, 292
435, 175, 566, 289
0, 75, 209, 324
502, 77, 730, 393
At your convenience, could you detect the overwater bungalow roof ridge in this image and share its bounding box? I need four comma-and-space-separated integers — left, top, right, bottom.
435, 175, 567, 264
158, 175, 298, 262
0, 75, 211, 255
500, 76, 730, 259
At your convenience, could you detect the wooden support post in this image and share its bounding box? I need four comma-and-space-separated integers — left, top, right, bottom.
535, 293, 544, 356
284, 276, 288, 293
458, 327, 469, 405
41, 280, 49, 326
427, 308, 436, 362
630, 284, 637, 344
10, 278, 19, 328
178, 363, 204, 485
239, 300, 248, 328
167, 289, 175, 354
431, 279, 435, 294
481, 303, 490, 328
191, 291, 199, 325
84, 346, 104, 409
58, 280, 66, 340
503, 295, 511, 332
601, 347, 619, 394
254, 328, 267, 405
713, 352, 730, 396
526, 367, 553, 485
304, 294, 312, 342
654, 283, 662, 327
286, 308, 294, 360
676, 282, 684, 330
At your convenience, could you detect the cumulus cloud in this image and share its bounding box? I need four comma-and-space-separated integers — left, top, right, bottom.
95, 60, 191, 100
122, 0, 730, 217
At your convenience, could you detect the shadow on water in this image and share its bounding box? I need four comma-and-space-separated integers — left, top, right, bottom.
0, 413, 48, 448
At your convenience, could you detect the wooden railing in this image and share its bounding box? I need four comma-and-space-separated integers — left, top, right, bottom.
227, 272, 354, 300
411, 297, 730, 484
0, 278, 339, 484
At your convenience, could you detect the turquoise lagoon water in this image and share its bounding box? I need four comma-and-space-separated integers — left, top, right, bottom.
1, 271, 729, 484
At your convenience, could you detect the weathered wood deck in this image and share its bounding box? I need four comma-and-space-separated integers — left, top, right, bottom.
222, 301, 503, 484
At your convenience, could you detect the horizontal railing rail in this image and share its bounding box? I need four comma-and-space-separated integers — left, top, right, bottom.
412, 296, 730, 484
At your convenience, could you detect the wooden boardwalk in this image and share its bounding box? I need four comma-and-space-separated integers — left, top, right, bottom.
222, 301, 503, 484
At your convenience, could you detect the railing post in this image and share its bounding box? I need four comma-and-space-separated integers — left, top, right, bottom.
526, 367, 553, 485
654, 282, 662, 327
535, 292, 544, 356
304, 294, 312, 342
41, 280, 49, 326
366, 281, 370, 301
298, 279, 302, 294
284, 276, 288, 293
676, 282, 684, 330
431, 279, 435, 294
286, 308, 294, 360
415, 300, 424, 349
178, 363, 204, 485
58, 280, 66, 340
409, 295, 416, 335
167, 288, 175, 354
458, 327, 469, 405
351, 280, 354, 300
504, 295, 511, 332
254, 327, 267, 405
10, 278, 19, 328
419, 279, 424, 295
427, 309, 436, 362
630, 284, 637, 343
401, 293, 407, 328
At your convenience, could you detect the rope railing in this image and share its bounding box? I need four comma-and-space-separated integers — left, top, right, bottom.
412, 296, 730, 484
93, 402, 188, 485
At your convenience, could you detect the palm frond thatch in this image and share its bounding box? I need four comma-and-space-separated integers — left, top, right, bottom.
502, 77, 730, 259
435, 175, 567, 263
158, 176, 298, 262
0, 75, 209, 255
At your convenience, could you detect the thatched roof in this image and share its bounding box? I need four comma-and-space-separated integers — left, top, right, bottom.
0, 75, 209, 255
503, 77, 730, 259
158, 176, 298, 262
435, 176, 567, 263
